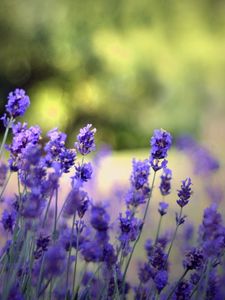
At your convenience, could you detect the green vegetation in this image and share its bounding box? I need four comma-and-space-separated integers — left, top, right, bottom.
0, 0, 224, 148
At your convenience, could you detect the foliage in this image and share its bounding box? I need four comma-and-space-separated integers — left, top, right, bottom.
0, 1, 225, 148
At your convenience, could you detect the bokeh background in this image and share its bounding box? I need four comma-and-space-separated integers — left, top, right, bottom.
0, 0, 225, 150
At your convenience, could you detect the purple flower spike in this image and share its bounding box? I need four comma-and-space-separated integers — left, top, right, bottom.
158, 202, 169, 216
6, 88, 30, 118
74, 162, 93, 183
159, 168, 172, 196
154, 270, 168, 293
177, 178, 192, 207
150, 129, 172, 171
183, 247, 204, 270
75, 124, 96, 155
1, 209, 16, 233
130, 159, 150, 190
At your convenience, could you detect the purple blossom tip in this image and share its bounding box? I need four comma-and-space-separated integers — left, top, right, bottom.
75, 124, 96, 155
5, 88, 30, 118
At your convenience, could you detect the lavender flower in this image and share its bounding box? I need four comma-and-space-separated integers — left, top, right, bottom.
45, 128, 76, 173
43, 244, 66, 278
75, 124, 96, 155
90, 205, 110, 232
0, 162, 8, 186
5, 88, 30, 118
34, 234, 51, 259
159, 168, 172, 196
74, 162, 93, 182
58, 148, 76, 173
7, 122, 41, 171
130, 159, 150, 190
63, 187, 89, 218
183, 247, 204, 270
126, 159, 150, 208
1, 209, 16, 233
138, 262, 152, 283
158, 202, 169, 216
125, 186, 150, 207
174, 280, 192, 300
102, 243, 117, 268
198, 204, 225, 257
20, 192, 46, 219
177, 178, 192, 207
154, 270, 168, 293
148, 244, 168, 271
1, 88, 225, 299
81, 241, 103, 262
150, 129, 172, 171
177, 135, 219, 176
45, 128, 66, 158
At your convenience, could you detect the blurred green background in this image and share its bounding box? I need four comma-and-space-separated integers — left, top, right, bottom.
0, 0, 225, 149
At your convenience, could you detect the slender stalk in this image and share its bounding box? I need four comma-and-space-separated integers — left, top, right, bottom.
201, 260, 211, 300
57, 196, 67, 222
38, 277, 52, 298
155, 214, 163, 244
72, 220, 81, 298
53, 188, 59, 240
37, 254, 46, 297
113, 267, 120, 300
166, 268, 189, 300
42, 191, 54, 228
122, 171, 156, 290
166, 207, 183, 263
0, 171, 11, 201
65, 212, 76, 296
48, 279, 54, 300
0, 117, 13, 159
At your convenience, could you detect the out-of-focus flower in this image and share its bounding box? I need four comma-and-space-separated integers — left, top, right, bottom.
175, 280, 192, 300
158, 202, 169, 216
0, 162, 8, 186
43, 244, 66, 278
198, 204, 225, 257
183, 247, 204, 270
1, 209, 16, 233
63, 187, 89, 218
154, 270, 168, 293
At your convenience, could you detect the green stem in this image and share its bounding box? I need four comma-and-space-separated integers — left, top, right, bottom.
155, 214, 163, 245
201, 260, 211, 300
0, 117, 13, 159
72, 220, 81, 298
122, 171, 156, 292
166, 268, 189, 300
166, 207, 183, 263
37, 254, 46, 297
42, 191, 54, 228
65, 212, 76, 296
53, 188, 59, 240
0, 172, 12, 201
48, 279, 54, 300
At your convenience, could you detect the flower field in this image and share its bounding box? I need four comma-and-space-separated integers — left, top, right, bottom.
0, 89, 225, 300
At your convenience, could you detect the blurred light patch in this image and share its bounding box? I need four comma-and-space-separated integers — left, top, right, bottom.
27, 84, 69, 130
72, 80, 102, 111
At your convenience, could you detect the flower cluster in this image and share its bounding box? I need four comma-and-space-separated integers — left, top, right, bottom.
150, 128, 172, 171
0, 88, 224, 300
